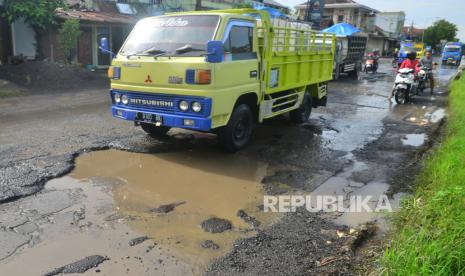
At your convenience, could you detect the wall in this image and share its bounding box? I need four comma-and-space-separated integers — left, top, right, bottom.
376, 12, 405, 37
366, 36, 385, 53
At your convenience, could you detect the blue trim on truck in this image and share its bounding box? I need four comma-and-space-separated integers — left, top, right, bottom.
110, 90, 213, 131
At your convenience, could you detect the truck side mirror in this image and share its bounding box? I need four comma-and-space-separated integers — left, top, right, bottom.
99, 37, 115, 58
206, 40, 224, 63
100, 37, 109, 52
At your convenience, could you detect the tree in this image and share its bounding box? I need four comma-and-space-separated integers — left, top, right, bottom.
57, 19, 82, 64
423, 20, 458, 50
3, 0, 66, 58
195, 0, 202, 11
2, 0, 65, 30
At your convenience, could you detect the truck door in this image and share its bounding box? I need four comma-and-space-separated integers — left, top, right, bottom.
214, 21, 260, 107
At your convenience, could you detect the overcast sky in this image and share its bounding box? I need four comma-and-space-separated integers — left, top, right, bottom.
276, 0, 465, 41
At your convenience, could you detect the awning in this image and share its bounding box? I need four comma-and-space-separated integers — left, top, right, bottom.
323, 23, 361, 36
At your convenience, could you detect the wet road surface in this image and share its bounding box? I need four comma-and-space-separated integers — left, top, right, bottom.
0, 59, 458, 275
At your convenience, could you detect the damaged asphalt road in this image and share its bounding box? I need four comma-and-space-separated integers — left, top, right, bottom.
0, 60, 457, 275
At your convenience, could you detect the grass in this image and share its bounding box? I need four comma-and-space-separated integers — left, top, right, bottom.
0, 89, 18, 98
381, 75, 465, 275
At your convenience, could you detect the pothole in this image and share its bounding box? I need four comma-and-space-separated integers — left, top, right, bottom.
401, 134, 427, 147
0, 149, 276, 274
70, 149, 275, 269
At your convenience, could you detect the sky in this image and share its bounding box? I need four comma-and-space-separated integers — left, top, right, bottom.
275, 0, 465, 41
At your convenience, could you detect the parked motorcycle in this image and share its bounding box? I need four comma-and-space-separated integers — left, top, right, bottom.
393, 68, 417, 104
417, 66, 432, 94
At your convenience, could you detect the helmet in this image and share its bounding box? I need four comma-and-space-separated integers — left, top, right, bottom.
406, 51, 417, 60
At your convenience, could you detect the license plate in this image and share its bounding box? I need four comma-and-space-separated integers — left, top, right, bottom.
136, 112, 163, 123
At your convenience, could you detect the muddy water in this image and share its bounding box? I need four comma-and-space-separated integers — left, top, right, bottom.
69, 149, 273, 270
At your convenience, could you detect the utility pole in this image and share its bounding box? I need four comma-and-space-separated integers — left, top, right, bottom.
195, 0, 202, 11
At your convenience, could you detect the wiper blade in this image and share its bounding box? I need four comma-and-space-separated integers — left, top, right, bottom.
126, 47, 168, 58
175, 44, 205, 54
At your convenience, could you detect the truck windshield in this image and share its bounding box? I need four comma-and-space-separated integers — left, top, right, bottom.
444, 46, 461, 52
119, 15, 219, 56
401, 46, 415, 53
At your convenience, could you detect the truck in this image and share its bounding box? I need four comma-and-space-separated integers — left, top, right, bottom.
397, 41, 424, 66
332, 35, 367, 80
101, 9, 335, 152
442, 42, 465, 66
323, 24, 367, 80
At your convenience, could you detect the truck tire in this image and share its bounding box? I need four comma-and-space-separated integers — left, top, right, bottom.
141, 123, 171, 138
349, 67, 359, 79
218, 104, 254, 152
333, 66, 340, 81
290, 92, 312, 124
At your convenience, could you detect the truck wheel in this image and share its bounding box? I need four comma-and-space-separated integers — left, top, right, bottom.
333, 66, 340, 81
218, 104, 254, 152
140, 123, 171, 138
349, 68, 359, 79
290, 92, 312, 124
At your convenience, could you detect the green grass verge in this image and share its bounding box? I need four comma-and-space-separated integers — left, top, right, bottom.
381, 75, 465, 275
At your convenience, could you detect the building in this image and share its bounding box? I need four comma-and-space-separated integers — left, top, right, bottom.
296, 0, 378, 32
402, 26, 425, 42
366, 12, 405, 55
253, 0, 290, 14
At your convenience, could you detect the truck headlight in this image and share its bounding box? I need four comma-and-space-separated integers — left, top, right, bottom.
192, 102, 202, 113
179, 100, 189, 111
121, 94, 129, 105
114, 93, 121, 103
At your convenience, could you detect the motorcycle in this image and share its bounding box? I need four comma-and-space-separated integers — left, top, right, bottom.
417, 66, 432, 94
393, 68, 417, 104
364, 57, 378, 73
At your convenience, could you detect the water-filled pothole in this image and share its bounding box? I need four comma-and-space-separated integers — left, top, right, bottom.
68, 149, 274, 269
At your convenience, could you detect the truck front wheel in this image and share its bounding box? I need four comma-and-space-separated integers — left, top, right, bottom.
140, 123, 171, 138
290, 92, 312, 124
218, 104, 254, 152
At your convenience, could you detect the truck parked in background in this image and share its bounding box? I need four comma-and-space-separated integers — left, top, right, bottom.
442, 42, 465, 66
332, 34, 367, 80
103, 9, 335, 152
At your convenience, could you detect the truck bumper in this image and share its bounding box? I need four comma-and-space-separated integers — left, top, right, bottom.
112, 106, 212, 131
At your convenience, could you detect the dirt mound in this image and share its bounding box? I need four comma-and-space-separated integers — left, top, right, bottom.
0, 61, 109, 92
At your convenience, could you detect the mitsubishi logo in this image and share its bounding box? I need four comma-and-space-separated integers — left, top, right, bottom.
145, 75, 153, 84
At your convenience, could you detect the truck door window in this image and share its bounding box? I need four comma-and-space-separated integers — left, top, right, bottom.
224, 25, 256, 61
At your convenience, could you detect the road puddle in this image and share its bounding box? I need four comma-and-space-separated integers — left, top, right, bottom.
401, 134, 426, 147
68, 149, 273, 270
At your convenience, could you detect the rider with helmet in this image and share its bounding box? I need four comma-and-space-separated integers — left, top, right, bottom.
400, 51, 420, 73
389, 51, 419, 100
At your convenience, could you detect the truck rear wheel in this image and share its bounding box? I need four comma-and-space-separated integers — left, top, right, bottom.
333, 66, 340, 80
218, 104, 254, 152
140, 123, 171, 138
290, 92, 312, 124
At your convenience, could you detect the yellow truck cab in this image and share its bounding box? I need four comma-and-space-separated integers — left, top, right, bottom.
415, 42, 425, 59
103, 8, 335, 151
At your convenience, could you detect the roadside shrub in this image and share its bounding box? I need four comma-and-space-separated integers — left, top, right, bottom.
57, 19, 82, 64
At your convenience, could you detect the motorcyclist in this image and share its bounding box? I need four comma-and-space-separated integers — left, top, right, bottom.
367, 50, 379, 71
389, 51, 418, 100
399, 51, 419, 73
419, 50, 436, 94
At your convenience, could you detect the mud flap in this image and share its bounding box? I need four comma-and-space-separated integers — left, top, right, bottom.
308, 83, 328, 107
